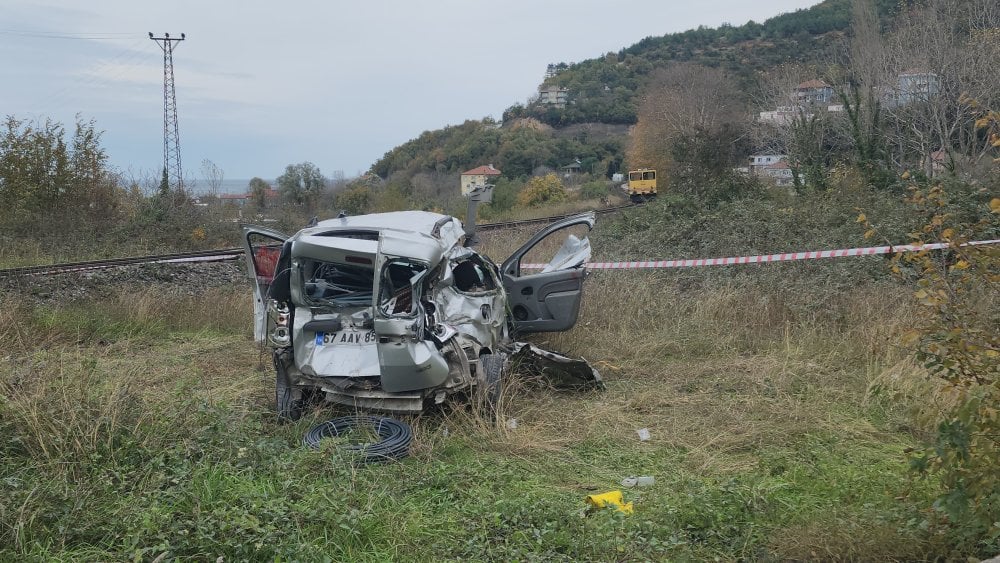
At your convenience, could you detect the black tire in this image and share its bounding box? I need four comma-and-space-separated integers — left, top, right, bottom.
478, 353, 507, 414
275, 368, 304, 422
274, 351, 316, 422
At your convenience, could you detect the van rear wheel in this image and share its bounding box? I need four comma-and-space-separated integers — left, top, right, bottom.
275, 369, 305, 422
274, 351, 313, 422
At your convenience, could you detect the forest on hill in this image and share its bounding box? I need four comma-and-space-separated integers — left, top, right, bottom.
365, 0, 913, 214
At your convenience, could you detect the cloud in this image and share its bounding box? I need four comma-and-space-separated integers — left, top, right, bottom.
79, 59, 264, 112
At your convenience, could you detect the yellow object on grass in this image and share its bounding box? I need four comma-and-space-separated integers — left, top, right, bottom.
585, 490, 634, 515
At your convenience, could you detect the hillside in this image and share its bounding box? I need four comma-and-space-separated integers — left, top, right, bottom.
370, 0, 900, 195
509, 0, 901, 128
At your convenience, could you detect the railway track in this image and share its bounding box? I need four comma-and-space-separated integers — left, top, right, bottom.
0, 248, 244, 278
477, 203, 636, 231
0, 204, 639, 278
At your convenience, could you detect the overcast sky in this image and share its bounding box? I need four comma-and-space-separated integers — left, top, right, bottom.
2, 0, 819, 182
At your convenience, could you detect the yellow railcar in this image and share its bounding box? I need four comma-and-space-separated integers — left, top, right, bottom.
626, 169, 657, 203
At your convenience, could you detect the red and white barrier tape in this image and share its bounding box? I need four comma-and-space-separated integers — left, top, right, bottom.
522, 239, 1000, 270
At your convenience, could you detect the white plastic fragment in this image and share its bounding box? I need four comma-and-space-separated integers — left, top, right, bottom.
506, 418, 519, 430
621, 475, 655, 488
636, 428, 651, 441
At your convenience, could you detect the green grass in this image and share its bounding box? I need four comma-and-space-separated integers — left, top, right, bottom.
3, 187, 994, 559
0, 272, 970, 561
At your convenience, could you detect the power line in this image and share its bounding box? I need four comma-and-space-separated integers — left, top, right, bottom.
149, 32, 185, 191
0, 29, 135, 40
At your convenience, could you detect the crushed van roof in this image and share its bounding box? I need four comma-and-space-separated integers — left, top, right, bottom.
307, 210, 456, 233
294, 211, 466, 263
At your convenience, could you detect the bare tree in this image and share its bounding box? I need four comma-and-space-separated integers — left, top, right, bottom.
628, 63, 746, 179
831, 0, 897, 186
881, 0, 1000, 175
200, 158, 224, 197
750, 63, 855, 189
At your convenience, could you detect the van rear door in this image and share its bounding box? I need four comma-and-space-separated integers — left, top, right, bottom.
242, 226, 288, 343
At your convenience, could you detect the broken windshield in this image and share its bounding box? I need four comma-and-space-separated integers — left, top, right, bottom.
300, 259, 374, 308
378, 260, 428, 317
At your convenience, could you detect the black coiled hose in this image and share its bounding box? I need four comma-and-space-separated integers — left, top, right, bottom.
302, 416, 412, 463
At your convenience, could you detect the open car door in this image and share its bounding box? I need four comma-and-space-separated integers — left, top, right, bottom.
242, 226, 288, 343
500, 212, 594, 334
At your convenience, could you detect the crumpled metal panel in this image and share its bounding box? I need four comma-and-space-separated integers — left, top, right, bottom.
509, 342, 604, 389
432, 284, 506, 348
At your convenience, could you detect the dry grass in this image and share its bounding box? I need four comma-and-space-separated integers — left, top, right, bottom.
468, 228, 925, 478
0, 241, 948, 559
405, 266, 922, 474
768, 518, 930, 561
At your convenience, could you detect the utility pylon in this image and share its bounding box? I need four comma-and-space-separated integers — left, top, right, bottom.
149, 32, 185, 191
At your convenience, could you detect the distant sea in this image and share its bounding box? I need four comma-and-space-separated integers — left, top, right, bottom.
187, 179, 271, 196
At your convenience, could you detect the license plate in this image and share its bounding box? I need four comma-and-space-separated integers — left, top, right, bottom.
315, 329, 376, 346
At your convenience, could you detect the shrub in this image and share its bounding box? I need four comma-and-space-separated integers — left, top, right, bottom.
517, 174, 567, 207
579, 180, 608, 200
862, 172, 1000, 550
333, 185, 372, 215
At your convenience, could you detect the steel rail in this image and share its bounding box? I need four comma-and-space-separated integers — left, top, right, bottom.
477, 204, 636, 231
0, 204, 640, 278
0, 248, 243, 278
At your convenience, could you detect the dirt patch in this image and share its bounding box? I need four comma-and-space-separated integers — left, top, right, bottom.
551, 122, 631, 141
504, 117, 553, 132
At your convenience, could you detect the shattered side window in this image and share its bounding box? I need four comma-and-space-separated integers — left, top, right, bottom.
452, 255, 498, 294
379, 260, 427, 317
300, 259, 374, 308
519, 223, 592, 273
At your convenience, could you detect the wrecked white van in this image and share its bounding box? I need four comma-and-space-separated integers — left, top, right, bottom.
242, 208, 597, 418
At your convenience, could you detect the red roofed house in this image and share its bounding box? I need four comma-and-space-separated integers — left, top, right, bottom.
796, 79, 834, 105
460, 164, 502, 196
760, 160, 794, 187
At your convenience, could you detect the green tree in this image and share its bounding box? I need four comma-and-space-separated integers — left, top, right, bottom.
248, 177, 271, 210
158, 168, 170, 198
277, 162, 326, 210
0, 116, 120, 224
0, 116, 69, 218
861, 102, 1000, 543
333, 184, 372, 215
880, 185, 999, 545
490, 177, 522, 213
68, 117, 117, 220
